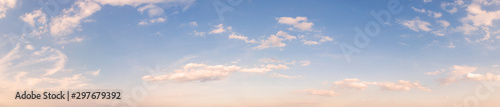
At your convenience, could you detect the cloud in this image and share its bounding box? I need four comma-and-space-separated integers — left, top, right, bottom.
461, 1, 500, 27
47, 0, 194, 36
50, 0, 102, 36
268, 73, 301, 78
332, 78, 431, 91
423, 0, 432, 3
254, 31, 296, 49
258, 58, 282, 63
138, 17, 166, 25
93, 0, 195, 7
437, 20, 450, 28
239, 67, 272, 73
425, 69, 444, 75
142, 63, 241, 82
293, 89, 340, 97
301, 40, 319, 45
137, 4, 164, 17
89, 69, 101, 76
209, 24, 229, 34
277, 16, 314, 31
193, 30, 206, 37
0, 0, 16, 19
464, 73, 500, 81
299, 61, 311, 66
262, 64, 289, 70
454, 0, 500, 42
229, 33, 257, 43
300, 35, 333, 45
141, 58, 307, 82
333, 78, 369, 90
441, 0, 464, 14
376, 80, 431, 91
56, 36, 84, 44
0, 44, 92, 90
400, 17, 432, 32
435, 65, 500, 85
319, 36, 333, 42
20, 9, 48, 36
446, 42, 456, 48
411, 7, 442, 18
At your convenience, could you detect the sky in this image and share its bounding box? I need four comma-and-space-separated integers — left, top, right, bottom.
1, 0, 500, 107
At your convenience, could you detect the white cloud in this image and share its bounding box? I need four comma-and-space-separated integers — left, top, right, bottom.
425, 69, 444, 75
299, 61, 311, 66
333, 78, 431, 91
142, 63, 241, 82
441, 0, 464, 14
20, 9, 47, 27
400, 17, 432, 32
462, 2, 500, 27
319, 36, 333, 42
0, 0, 16, 19
437, 20, 450, 28
446, 42, 456, 48
301, 35, 333, 45
48, 0, 194, 36
56, 36, 84, 44
423, 0, 432, 3
294, 89, 340, 97
455, 23, 478, 35
268, 73, 301, 78
438, 65, 478, 85
50, 1, 102, 36
455, 1, 500, 42
376, 80, 431, 91
411, 7, 442, 18
258, 58, 282, 63
277, 17, 314, 31
193, 30, 206, 37
301, 40, 319, 45
89, 69, 101, 76
93, 0, 195, 7
412, 7, 427, 13
465, 73, 500, 81
31, 47, 68, 76
254, 31, 296, 49
333, 78, 369, 90
138, 17, 166, 25
239, 67, 272, 73
25, 44, 34, 50
229, 33, 257, 43
0, 44, 91, 90
137, 4, 164, 17
209, 24, 228, 34
262, 64, 289, 70
20, 9, 48, 36
436, 65, 500, 85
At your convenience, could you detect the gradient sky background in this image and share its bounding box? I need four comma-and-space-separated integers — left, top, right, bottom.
1, 0, 500, 107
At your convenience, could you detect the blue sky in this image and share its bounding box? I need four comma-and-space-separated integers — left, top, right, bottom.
1, 0, 500, 107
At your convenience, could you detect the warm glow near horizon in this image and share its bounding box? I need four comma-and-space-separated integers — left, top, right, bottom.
1, 0, 500, 107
